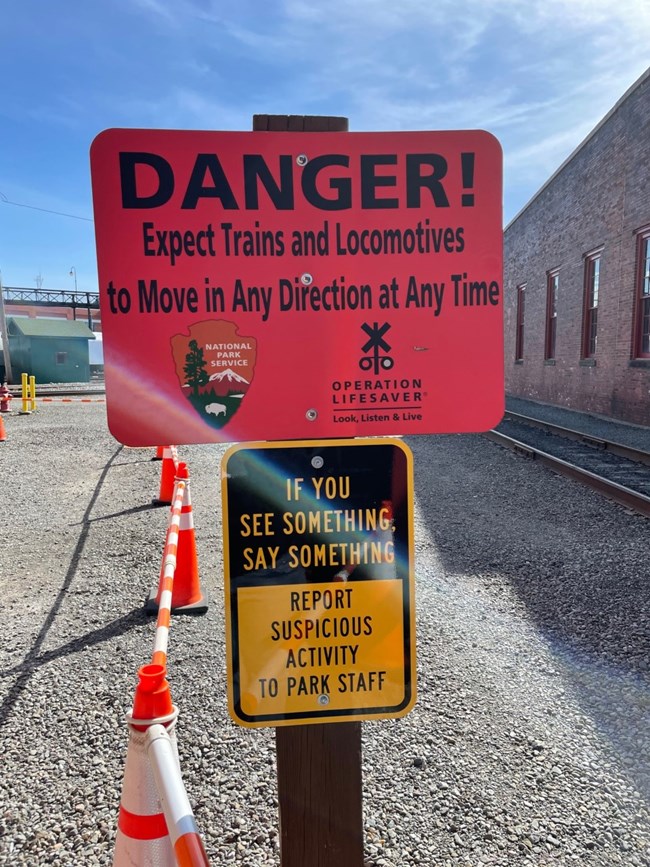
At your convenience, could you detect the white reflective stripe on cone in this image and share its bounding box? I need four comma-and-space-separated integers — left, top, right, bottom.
178, 510, 194, 531
145, 724, 201, 849
113, 834, 175, 865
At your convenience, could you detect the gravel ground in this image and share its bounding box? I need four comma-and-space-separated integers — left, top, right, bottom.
0, 403, 649, 866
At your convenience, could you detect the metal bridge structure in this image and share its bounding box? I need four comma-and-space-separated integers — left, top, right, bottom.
3, 286, 99, 309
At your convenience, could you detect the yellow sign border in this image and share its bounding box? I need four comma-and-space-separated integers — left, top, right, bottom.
221, 437, 416, 728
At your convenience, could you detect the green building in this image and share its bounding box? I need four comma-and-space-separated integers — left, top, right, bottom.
6, 317, 96, 383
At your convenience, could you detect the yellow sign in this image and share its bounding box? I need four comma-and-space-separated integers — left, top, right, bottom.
221, 438, 416, 727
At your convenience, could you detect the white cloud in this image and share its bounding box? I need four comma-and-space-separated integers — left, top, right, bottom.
128, 0, 177, 23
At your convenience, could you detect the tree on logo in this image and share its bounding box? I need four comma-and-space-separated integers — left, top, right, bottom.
184, 339, 209, 396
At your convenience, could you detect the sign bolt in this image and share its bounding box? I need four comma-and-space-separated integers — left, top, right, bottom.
300, 273, 313, 286
306, 409, 318, 421
311, 455, 324, 469
317, 694, 330, 706
296, 154, 308, 166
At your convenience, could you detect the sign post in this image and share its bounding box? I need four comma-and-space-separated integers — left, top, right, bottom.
90, 110, 504, 867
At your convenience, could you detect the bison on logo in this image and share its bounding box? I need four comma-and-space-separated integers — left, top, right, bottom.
171, 320, 257, 430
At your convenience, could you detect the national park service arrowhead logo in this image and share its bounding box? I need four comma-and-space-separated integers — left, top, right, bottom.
171, 320, 256, 429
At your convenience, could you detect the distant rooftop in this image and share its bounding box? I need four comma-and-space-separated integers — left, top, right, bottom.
8, 317, 96, 339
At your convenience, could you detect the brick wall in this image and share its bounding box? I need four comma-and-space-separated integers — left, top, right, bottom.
504, 69, 650, 426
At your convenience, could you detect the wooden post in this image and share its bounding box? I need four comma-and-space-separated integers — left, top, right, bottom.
276, 722, 363, 867
252, 114, 348, 132
253, 113, 363, 867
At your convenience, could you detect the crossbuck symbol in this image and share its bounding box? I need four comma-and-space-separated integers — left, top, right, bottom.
359, 322, 394, 374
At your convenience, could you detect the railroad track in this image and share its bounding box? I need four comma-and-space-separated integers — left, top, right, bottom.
7, 385, 649, 515
486, 412, 650, 517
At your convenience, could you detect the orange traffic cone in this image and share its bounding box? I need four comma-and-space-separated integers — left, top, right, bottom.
148, 463, 208, 615
0, 415, 6, 443
151, 445, 165, 462
172, 464, 207, 613
113, 664, 179, 866
152, 447, 177, 506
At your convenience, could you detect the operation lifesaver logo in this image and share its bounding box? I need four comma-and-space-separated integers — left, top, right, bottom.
171, 320, 256, 429
331, 321, 424, 424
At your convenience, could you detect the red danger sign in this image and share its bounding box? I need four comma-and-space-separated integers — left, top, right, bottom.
90, 129, 503, 446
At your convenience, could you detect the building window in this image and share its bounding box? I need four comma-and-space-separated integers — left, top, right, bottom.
545, 270, 559, 360
634, 229, 650, 358
55, 352, 68, 365
515, 284, 525, 361
582, 252, 601, 358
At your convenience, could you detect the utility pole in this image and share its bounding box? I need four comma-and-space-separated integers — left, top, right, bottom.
70, 267, 78, 321
0, 273, 13, 383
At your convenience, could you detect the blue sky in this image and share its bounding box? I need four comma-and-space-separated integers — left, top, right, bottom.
1, 0, 648, 294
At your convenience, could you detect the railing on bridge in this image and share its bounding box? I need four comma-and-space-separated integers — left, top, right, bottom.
2, 286, 100, 307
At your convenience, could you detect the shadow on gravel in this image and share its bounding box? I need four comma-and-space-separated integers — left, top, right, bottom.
0, 610, 148, 730
406, 437, 649, 673
407, 435, 650, 798
0, 609, 147, 682
82, 503, 161, 523
111, 459, 161, 466
0, 444, 129, 729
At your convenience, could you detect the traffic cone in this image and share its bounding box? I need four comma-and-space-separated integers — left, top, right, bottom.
113, 664, 179, 866
172, 464, 208, 613
148, 463, 208, 615
0, 416, 6, 443
152, 447, 177, 506
151, 446, 165, 461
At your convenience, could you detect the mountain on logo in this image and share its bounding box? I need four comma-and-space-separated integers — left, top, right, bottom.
202, 367, 251, 397
209, 368, 250, 385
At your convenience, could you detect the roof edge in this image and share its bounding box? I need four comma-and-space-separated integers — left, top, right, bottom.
505, 65, 650, 231
7, 316, 96, 339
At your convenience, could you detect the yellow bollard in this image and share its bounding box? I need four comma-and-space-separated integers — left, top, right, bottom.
20, 373, 31, 415
29, 375, 36, 411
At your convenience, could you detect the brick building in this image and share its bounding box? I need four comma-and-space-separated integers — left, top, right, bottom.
504, 67, 650, 427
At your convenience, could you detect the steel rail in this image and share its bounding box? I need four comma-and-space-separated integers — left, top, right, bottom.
484, 429, 650, 518
503, 411, 650, 466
